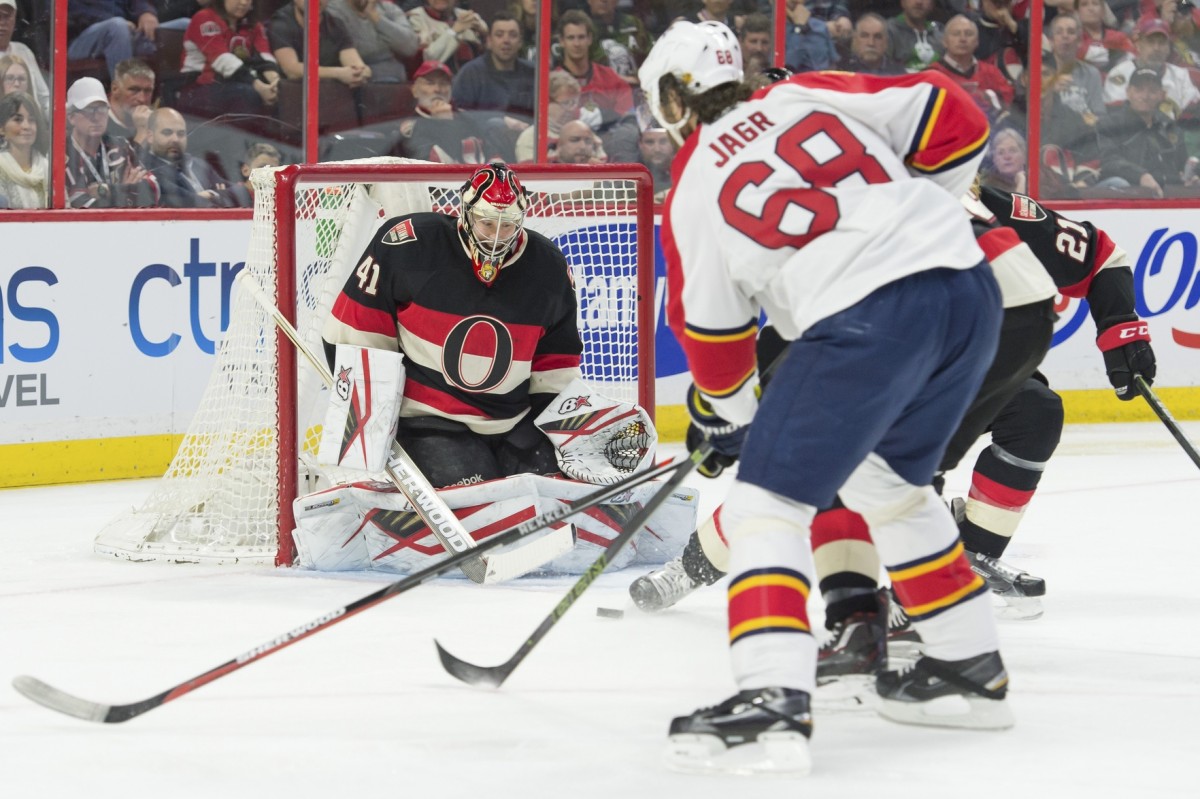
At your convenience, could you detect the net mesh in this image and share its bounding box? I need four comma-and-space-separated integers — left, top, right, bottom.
94, 158, 649, 565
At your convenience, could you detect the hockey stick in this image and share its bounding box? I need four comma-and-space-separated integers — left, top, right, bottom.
435, 442, 711, 688
11, 455, 689, 724
237, 270, 559, 584
1135, 373, 1200, 470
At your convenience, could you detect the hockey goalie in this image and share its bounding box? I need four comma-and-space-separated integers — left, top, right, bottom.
291, 161, 696, 579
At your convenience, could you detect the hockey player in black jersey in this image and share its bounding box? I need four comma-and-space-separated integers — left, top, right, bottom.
633, 187, 1158, 677
321, 161, 585, 488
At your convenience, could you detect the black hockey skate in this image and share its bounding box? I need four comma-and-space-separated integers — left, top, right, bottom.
817, 589, 887, 685
952, 498, 1046, 620
876, 651, 1014, 730
665, 687, 813, 775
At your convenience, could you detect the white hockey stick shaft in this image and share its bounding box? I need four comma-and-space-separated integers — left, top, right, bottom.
236, 270, 488, 582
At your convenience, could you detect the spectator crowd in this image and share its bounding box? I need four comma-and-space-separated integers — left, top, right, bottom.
2, 0, 1200, 209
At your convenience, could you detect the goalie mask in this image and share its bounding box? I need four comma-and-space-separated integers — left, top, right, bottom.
458, 161, 530, 285
638, 20, 743, 146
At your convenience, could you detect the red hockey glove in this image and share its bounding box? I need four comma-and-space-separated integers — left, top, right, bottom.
1097, 317, 1156, 401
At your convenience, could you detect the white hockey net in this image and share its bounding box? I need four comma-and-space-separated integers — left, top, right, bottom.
95, 158, 654, 566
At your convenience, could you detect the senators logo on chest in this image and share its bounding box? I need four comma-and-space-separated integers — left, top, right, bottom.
1008, 193, 1048, 222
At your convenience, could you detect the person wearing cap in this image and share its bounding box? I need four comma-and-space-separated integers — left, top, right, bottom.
66, 0, 158, 80
0, 0, 49, 113
65, 76, 157, 208
1097, 65, 1197, 196
393, 59, 493, 163
1104, 15, 1200, 118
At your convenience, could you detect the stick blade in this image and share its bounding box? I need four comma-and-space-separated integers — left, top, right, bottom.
12, 676, 114, 723
434, 641, 512, 688
458, 554, 488, 584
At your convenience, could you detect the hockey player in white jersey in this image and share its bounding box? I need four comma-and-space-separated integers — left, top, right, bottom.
640, 21, 1011, 774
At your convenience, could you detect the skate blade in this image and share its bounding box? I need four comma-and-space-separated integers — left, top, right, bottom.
664, 732, 812, 776
814, 675, 878, 713
887, 638, 923, 660
994, 594, 1043, 621
877, 694, 1015, 730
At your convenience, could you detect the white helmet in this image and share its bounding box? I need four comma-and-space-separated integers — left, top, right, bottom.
638, 20, 743, 146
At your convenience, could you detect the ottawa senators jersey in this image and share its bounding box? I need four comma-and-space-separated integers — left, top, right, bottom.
976, 187, 1139, 330
663, 70, 990, 401
323, 213, 583, 435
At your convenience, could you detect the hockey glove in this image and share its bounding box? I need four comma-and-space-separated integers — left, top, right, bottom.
687, 384, 749, 477
1097, 317, 1156, 401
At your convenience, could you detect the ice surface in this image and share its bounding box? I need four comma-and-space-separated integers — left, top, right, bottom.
1, 425, 1197, 798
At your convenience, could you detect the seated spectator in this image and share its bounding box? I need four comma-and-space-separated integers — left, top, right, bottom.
393, 59, 493, 163
828, 11, 854, 63
509, 0, 538, 62
1075, 0, 1134, 75
67, 0, 159, 79
141, 106, 237, 206
839, 12, 904, 73
514, 69, 580, 162
784, 0, 838, 72
976, 0, 1027, 68
228, 139, 280, 206
587, 0, 654, 85
1098, 66, 1198, 194
271, 0, 371, 89
1163, 0, 1200, 79
0, 0, 49, 112
1048, 13, 1108, 119
180, 0, 280, 119
927, 15, 1014, 120
888, 0, 944, 72
407, 0, 487, 74
0, 52, 30, 97
452, 12, 534, 118
65, 76, 157, 207
1106, 15, 1200, 120
637, 127, 673, 203
106, 58, 154, 145
554, 10, 637, 161
326, 0, 419, 83
739, 13, 773, 75
452, 12, 534, 159
0, 90, 48, 208
553, 118, 605, 164
980, 125, 1027, 193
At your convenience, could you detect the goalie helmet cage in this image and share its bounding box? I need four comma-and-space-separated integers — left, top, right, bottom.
94, 158, 655, 567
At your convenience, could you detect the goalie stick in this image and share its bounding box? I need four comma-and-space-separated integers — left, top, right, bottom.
11, 454, 689, 724
435, 442, 711, 688
238, 270, 572, 584
1136, 373, 1200, 470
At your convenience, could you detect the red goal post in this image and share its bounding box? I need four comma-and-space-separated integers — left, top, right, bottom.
94, 159, 656, 567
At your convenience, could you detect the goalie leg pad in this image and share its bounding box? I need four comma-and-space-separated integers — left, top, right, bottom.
318, 344, 405, 473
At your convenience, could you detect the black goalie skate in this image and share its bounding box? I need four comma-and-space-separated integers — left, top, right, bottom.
665, 687, 813, 775
876, 651, 1015, 730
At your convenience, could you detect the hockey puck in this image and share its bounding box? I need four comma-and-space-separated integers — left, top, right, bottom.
596, 607, 625, 619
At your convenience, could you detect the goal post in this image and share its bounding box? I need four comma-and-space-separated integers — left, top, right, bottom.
94, 159, 657, 568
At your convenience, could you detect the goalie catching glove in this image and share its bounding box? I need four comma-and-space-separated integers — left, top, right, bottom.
534, 378, 657, 485
317, 344, 406, 472
1096, 316, 1155, 401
